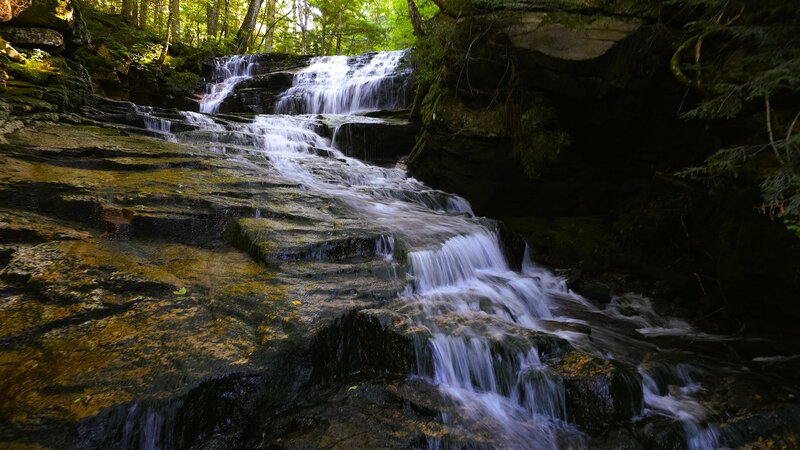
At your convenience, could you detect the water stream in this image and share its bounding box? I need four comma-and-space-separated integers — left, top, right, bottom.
127, 50, 727, 449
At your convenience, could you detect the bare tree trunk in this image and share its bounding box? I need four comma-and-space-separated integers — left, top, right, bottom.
258, 8, 289, 51
138, 0, 148, 28
170, 0, 180, 42
294, 0, 302, 54
406, 0, 424, 36
206, 0, 219, 38
264, 0, 276, 50
319, 21, 326, 56
235, 0, 264, 53
159, 4, 174, 64
131, 0, 139, 27
154, 0, 163, 32
335, 10, 341, 55
220, 0, 229, 39
122, 0, 133, 22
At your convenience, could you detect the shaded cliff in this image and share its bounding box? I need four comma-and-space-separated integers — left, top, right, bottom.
407, 0, 800, 336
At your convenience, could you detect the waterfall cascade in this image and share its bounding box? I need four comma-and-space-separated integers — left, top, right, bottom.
275, 50, 412, 114
117, 50, 729, 449
200, 54, 260, 114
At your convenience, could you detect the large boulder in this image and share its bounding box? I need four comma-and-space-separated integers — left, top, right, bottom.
0, 26, 64, 48
555, 352, 643, 434
5, 0, 75, 33
331, 116, 420, 166
503, 12, 642, 62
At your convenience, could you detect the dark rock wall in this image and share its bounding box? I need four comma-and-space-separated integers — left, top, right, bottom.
407, 7, 800, 336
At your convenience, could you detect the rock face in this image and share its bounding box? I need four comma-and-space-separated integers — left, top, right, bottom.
331, 114, 420, 166
207, 53, 315, 114
556, 352, 643, 434
0, 26, 64, 48
407, 4, 800, 335
0, 122, 407, 449
216, 71, 296, 113
5, 0, 75, 33
503, 12, 642, 61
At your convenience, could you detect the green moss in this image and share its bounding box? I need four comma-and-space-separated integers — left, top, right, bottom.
511, 103, 571, 179
4, 62, 51, 84
507, 216, 611, 266
163, 71, 200, 95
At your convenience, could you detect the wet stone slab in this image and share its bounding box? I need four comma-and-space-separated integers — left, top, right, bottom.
0, 124, 409, 449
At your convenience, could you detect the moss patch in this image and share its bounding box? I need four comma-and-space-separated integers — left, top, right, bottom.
505, 216, 612, 267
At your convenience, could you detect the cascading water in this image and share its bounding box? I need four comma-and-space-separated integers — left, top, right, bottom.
134, 105, 176, 141
275, 50, 411, 114
122, 50, 728, 449
199, 54, 259, 114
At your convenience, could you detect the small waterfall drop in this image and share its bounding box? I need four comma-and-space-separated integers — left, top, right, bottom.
135, 105, 175, 141
275, 50, 411, 114
200, 54, 259, 114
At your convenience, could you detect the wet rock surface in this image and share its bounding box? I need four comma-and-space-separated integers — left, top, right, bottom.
0, 105, 798, 450
1, 37, 800, 450
0, 122, 403, 448
555, 352, 643, 434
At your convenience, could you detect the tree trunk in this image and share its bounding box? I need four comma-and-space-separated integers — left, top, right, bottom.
154, 0, 163, 33
169, 0, 180, 42
206, 0, 219, 38
294, 0, 302, 54
138, 0, 148, 28
406, 0, 425, 36
131, 0, 139, 27
234, 0, 264, 53
264, 0, 276, 50
319, 21, 325, 56
335, 10, 342, 55
220, 0, 229, 39
122, 0, 133, 22
159, 5, 174, 65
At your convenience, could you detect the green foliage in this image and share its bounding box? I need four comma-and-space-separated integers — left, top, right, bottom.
671, 0, 800, 228
82, 0, 422, 56
4, 60, 51, 83
163, 70, 200, 94
1, 48, 70, 84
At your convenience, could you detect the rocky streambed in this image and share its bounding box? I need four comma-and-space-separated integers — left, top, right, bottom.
0, 44, 799, 450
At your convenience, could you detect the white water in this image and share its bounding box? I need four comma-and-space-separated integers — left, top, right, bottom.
135, 105, 176, 142
640, 365, 720, 450
275, 50, 410, 114
130, 50, 725, 449
181, 111, 224, 131
199, 54, 259, 114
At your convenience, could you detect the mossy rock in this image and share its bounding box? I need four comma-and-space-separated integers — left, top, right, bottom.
555, 351, 643, 434
163, 70, 200, 96
506, 216, 612, 268
7, 0, 75, 33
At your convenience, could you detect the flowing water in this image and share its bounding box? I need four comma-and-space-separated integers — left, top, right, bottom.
119, 50, 736, 449
200, 54, 260, 114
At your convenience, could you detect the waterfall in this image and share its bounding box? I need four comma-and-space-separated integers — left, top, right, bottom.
181, 111, 224, 131
134, 105, 176, 142
199, 54, 259, 114
129, 49, 723, 450
274, 50, 411, 114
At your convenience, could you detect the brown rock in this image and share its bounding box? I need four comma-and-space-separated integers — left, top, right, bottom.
503, 12, 643, 62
